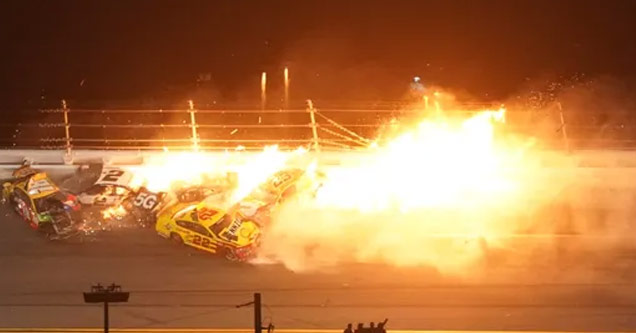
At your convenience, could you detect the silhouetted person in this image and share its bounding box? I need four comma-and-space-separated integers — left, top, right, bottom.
369, 322, 375, 333
344, 323, 353, 333
378, 319, 388, 333
355, 323, 364, 333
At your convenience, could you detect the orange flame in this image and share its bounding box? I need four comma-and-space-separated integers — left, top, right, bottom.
257, 105, 546, 273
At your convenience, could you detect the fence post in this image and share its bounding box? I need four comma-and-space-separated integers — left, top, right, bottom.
261, 72, 267, 110
62, 99, 73, 164
557, 102, 570, 152
188, 100, 199, 152
283, 67, 289, 110
306, 100, 320, 153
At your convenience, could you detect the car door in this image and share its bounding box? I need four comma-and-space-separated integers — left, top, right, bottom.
176, 220, 217, 253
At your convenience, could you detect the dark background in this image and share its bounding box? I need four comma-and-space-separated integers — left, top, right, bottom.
1, 0, 635, 108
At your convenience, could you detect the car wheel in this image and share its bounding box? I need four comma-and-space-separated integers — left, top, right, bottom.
39, 224, 57, 240
170, 232, 183, 245
10, 192, 20, 213
0, 192, 9, 205
224, 248, 240, 262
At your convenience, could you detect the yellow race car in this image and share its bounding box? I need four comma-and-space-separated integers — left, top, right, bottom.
250, 168, 312, 203
237, 168, 325, 226
2, 169, 82, 239
155, 200, 261, 261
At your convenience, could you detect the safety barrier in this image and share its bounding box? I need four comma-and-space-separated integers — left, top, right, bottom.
0, 329, 580, 333
0, 329, 585, 333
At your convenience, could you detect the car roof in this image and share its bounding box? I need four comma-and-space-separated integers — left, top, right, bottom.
171, 203, 198, 220
252, 168, 305, 198
170, 201, 226, 227
12, 166, 38, 178
17, 173, 60, 198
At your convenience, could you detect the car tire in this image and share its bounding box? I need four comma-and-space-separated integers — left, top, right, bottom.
0, 191, 10, 206
170, 232, 183, 245
10, 191, 20, 213
39, 224, 57, 240
224, 248, 240, 262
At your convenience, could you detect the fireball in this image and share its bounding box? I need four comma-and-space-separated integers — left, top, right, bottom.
257, 105, 547, 273
108, 96, 554, 274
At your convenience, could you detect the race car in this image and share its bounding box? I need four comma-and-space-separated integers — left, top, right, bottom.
174, 185, 229, 204
237, 168, 325, 226
82, 187, 169, 232
168, 172, 238, 204
2, 171, 81, 239
156, 200, 261, 262
77, 167, 134, 206
249, 168, 324, 205
75, 167, 138, 231
114, 186, 168, 228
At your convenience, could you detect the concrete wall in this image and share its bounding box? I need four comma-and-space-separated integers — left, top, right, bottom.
2, 148, 636, 164
3, 148, 636, 179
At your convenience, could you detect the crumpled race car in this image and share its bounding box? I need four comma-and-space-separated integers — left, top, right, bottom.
77, 167, 134, 206
238, 168, 325, 226
75, 167, 139, 231
2, 169, 81, 239
114, 186, 167, 228
156, 200, 261, 262
173, 185, 229, 204
168, 172, 238, 204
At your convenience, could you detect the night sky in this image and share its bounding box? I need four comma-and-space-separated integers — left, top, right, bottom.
1, 0, 635, 107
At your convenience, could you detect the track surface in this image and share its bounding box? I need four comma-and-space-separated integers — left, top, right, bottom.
3, 200, 636, 331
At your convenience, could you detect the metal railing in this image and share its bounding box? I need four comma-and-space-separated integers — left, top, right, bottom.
3, 100, 636, 154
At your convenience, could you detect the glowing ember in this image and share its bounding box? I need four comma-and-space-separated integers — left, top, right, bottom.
101, 204, 127, 220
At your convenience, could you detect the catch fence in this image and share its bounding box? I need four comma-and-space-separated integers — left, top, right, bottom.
0, 100, 634, 153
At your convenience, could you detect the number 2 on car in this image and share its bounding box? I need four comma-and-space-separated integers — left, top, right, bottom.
197, 207, 215, 220
100, 170, 125, 183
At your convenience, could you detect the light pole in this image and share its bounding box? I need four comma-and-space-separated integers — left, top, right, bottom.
83, 283, 129, 333
236, 292, 273, 333
61, 99, 72, 163
188, 100, 199, 152
261, 72, 267, 110
283, 67, 289, 109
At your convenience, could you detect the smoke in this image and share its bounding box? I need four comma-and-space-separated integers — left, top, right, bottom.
496, 78, 636, 282
254, 85, 636, 282
255, 97, 533, 274
257, 163, 580, 276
